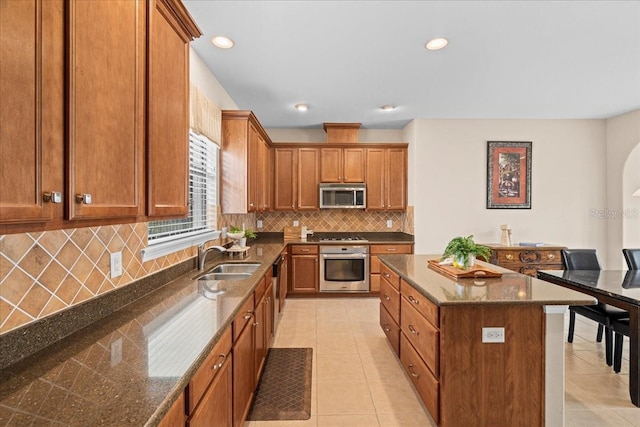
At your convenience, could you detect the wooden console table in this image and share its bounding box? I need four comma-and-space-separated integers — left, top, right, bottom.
483, 244, 566, 277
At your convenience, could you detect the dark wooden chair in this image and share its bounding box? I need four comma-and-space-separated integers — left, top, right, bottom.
562, 249, 628, 366
612, 250, 639, 373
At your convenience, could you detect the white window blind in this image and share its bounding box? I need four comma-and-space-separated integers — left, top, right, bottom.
143, 131, 219, 259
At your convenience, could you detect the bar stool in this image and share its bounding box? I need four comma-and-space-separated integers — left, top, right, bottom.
562, 249, 628, 366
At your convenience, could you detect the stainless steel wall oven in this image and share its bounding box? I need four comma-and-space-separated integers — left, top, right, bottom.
319, 245, 369, 292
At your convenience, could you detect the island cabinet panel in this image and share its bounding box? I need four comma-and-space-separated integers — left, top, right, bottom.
66, 0, 145, 221
380, 275, 400, 324
438, 305, 545, 426
401, 280, 439, 328
401, 297, 440, 377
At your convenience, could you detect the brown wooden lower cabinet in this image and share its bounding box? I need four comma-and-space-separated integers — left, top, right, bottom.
233, 305, 255, 427
384, 278, 545, 426
485, 244, 565, 277
379, 303, 400, 355
187, 354, 232, 427
158, 392, 186, 427
290, 245, 319, 294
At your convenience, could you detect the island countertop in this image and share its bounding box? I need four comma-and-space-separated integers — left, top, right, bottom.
378, 254, 597, 306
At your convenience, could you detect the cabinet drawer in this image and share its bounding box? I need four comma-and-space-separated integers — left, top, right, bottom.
254, 275, 267, 304
380, 263, 400, 290
495, 249, 561, 265
401, 297, 439, 377
233, 295, 255, 341
291, 245, 318, 255
370, 244, 413, 255
380, 303, 400, 356
401, 279, 439, 328
380, 276, 400, 324
188, 327, 232, 413
400, 334, 439, 423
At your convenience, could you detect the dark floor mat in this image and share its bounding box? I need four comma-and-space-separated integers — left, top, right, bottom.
247, 347, 313, 421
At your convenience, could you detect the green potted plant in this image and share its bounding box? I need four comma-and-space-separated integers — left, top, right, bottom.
442, 235, 491, 269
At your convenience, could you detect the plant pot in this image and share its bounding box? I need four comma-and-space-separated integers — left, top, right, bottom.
227, 231, 244, 240
239, 237, 247, 248
453, 254, 475, 269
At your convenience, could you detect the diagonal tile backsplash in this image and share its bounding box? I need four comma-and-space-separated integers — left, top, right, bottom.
0, 207, 413, 335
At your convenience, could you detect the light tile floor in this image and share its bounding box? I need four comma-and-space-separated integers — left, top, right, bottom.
246, 298, 640, 427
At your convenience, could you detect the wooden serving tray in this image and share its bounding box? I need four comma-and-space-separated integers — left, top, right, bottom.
427, 259, 503, 279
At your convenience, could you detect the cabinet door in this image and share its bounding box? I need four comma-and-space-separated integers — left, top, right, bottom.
279, 249, 289, 312
386, 148, 407, 210
66, 0, 144, 220
159, 392, 186, 427
247, 122, 260, 212
297, 148, 319, 210
273, 148, 296, 211
188, 355, 232, 427
320, 147, 342, 182
265, 281, 274, 344
0, 0, 63, 227
343, 148, 365, 182
147, 0, 194, 218
291, 255, 318, 293
233, 314, 255, 427
254, 293, 267, 383
365, 148, 385, 210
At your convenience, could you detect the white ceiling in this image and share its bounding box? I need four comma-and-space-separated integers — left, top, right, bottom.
184, 0, 640, 129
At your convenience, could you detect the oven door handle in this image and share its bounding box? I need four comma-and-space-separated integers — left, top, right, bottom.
320, 253, 368, 259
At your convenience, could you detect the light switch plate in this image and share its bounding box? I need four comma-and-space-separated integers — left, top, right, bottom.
387, 219, 393, 228
482, 327, 505, 343
256, 220, 263, 229
110, 251, 122, 278
293, 220, 299, 226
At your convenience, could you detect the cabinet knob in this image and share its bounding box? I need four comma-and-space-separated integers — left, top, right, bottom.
505, 254, 514, 260
547, 253, 555, 260
211, 354, 226, 370
407, 295, 419, 305
384, 294, 390, 301
408, 364, 419, 378
43, 191, 62, 204
75, 194, 92, 204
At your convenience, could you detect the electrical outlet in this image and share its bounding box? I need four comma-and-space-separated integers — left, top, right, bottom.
482, 327, 505, 343
386, 219, 393, 228
110, 338, 122, 367
110, 251, 122, 278
256, 219, 263, 229
293, 220, 299, 226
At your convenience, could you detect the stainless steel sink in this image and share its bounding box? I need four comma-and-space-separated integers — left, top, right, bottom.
197, 272, 252, 281
208, 263, 261, 274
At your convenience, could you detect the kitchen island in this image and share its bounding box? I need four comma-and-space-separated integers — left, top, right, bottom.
378, 254, 597, 427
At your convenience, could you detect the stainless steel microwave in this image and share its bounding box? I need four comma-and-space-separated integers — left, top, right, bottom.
319, 183, 366, 209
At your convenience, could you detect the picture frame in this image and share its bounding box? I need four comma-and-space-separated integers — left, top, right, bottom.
486, 141, 532, 209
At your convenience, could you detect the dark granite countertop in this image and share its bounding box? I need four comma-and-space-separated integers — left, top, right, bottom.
379, 254, 597, 306
0, 233, 414, 426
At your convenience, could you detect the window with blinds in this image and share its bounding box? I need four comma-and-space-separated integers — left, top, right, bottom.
147, 131, 218, 243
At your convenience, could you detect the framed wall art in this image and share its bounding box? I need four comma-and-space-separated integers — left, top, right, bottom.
486, 141, 532, 209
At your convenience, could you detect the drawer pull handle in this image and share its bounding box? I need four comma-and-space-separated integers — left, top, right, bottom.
382, 272, 390, 278
382, 324, 391, 332
408, 364, 419, 378
384, 294, 391, 301
387, 248, 397, 252
211, 354, 226, 370
301, 249, 309, 252
253, 321, 259, 327
408, 295, 419, 305
547, 253, 555, 260
243, 310, 253, 320
505, 254, 514, 260
408, 324, 419, 336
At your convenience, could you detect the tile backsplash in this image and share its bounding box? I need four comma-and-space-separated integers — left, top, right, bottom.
0, 224, 195, 335
0, 206, 414, 335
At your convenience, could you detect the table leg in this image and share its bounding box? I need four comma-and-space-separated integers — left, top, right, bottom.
630, 307, 639, 407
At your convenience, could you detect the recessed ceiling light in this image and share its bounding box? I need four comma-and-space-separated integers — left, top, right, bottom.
295, 104, 308, 111
211, 35, 234, 49
425, 37, 448, 51
380, 105, 396, 111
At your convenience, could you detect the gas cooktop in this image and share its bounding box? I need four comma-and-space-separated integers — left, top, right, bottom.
319, 236, 369, 243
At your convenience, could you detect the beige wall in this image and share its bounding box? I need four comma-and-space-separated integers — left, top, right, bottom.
605, 109, 640, 268
406, 119, 611, 265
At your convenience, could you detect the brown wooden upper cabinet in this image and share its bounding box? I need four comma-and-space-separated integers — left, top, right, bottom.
273, 147, 319, 211
221, 111, 273, 214
366, 147, 407, 210
0, 0, 201, 233
147, 0, 201, 218
319, 147, 365, 183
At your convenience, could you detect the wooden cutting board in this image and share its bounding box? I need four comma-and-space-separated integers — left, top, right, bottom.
284, 226, 302, 240
427, 259, 503, 279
